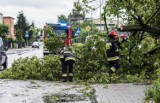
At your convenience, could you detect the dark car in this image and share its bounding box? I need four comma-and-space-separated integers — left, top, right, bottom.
0, 38, 8, 70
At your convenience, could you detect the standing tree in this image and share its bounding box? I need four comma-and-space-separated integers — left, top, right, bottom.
15, 11, 30, 41
15, 29, 23, 42
58, 14, 69, 23
0, 24, 8, 37
70, 0, 95, 20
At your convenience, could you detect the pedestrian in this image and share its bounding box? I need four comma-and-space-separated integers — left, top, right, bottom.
105, 30, 120, 74
60, 46, 75, 82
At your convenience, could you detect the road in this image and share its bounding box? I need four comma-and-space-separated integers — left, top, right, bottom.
7, 46, 43, 68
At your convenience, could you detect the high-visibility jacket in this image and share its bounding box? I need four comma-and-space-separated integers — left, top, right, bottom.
60, 49, 75, 62
106, 38, 119, 61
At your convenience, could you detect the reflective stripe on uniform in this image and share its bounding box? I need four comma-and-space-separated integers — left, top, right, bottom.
68, 73, 73, 76
107, 56, 119, 61
60, 55, 64, 58
111, 67, 116, 72
64, 51, 71, 54
106, 43, 112, 50
116, 49, 119, 52
62, 73, 67, 77
65, 57, 75, 61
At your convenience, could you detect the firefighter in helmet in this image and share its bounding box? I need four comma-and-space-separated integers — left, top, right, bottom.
120, 33, 127, 44
60, 46, 75, 82
106, 30, 120, 74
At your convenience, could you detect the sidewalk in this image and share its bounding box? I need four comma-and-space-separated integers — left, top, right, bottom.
94, 83, 152, 103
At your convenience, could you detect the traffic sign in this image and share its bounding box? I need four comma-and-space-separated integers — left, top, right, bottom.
25, 31, 29, 38
85, 26, 91, 31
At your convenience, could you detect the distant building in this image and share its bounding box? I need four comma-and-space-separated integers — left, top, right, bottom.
0, 13, 3, 24
3, 16, 15, 37
93, 18, 122, 31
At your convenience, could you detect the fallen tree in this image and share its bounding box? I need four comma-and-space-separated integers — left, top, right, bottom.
118, 24, 160, 36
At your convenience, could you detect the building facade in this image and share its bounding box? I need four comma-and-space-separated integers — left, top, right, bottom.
93, 18, 122, 31
3, 16, 15, 37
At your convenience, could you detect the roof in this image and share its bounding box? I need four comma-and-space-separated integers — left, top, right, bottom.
3, 16, 14, 20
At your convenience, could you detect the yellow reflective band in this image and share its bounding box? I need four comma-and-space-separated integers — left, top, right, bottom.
65, 57, 75, 61
64, 51, 71, 54
62, 73, 67, 77
107, 56, 119, 61
106, 43, 112, 50
60, 55, 64, 58
111, 67, 116, 72
116, 49, 119, 52
69, 73, 73, 76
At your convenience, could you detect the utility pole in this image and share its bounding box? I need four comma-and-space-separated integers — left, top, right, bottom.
100, 0, 102, 31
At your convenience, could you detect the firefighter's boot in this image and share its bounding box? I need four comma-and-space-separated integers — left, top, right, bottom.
68, 76, 73, 82
62, 77, 67, 82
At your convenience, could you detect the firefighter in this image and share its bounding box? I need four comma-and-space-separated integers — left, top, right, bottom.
120, 33, 127, 44
114, 33, 127, 50
114, 34, 121, 50
60, 46, 75, 82
106, 30, 120, 74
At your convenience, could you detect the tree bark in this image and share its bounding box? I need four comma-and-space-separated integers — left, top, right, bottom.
118, 24, 160, 35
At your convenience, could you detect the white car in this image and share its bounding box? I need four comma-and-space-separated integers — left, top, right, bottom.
32, 42, 39, 48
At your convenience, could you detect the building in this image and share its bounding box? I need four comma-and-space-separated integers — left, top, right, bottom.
3, 16, 15, 37
93, 18, 122, 31
71, 17, 122, 31
0, 13, 3, 24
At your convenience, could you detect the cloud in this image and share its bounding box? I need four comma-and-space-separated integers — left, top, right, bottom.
0, 0, 77, 28
0, 0, 101, 28
0, 0, 72, 9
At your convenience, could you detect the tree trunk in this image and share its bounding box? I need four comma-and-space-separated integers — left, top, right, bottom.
118, 24, 160, 35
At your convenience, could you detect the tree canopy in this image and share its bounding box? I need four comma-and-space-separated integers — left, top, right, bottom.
15, 11, 30, 40
102, 0, 160, 35
0, 24, 8, 37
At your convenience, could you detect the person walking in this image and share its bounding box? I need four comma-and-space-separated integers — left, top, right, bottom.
106, 30, 120, 74
60, 47, 75, 82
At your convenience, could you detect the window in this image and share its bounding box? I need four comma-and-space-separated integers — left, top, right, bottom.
108, 24, 115, 26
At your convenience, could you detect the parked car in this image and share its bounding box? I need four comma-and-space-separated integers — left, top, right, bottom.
32, 42, 39, 48
0, 37, 8, 70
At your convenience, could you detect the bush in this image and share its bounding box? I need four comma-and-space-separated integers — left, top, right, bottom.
0, 55, 61, 81
145, 68, 160, 103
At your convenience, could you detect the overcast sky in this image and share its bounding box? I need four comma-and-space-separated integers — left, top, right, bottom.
0, 0, 102, 28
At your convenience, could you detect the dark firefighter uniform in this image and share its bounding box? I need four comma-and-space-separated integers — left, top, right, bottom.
60, 47, 75, 82
106, 38, 120, 74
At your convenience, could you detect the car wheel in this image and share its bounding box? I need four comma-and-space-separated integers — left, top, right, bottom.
3, 59, 8, 69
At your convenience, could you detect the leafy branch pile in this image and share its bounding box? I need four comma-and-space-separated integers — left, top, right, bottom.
0, 56, 61, 81
145, 68, 160, 103
1, 33, 160, 84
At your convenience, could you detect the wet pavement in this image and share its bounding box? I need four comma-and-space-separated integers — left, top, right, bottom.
0, 79, 152, 103
0, 79, 91, 103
